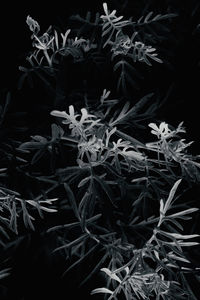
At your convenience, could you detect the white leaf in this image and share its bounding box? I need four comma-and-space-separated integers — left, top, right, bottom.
39, 207, 57, 213
125, 266, 129, 275
179, 242, 199, 247
101, 268, 122, 283
169, 208, 199, 219
167, 232, 199, 240
168, 253, 190, 263
103, 3, 108, 14
91, 287, 113, 295
50, 110, 68, 119
160, 199, 164, 214
164, 179, 182, 214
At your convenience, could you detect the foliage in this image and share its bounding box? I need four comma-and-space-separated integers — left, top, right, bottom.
91, 180, 199, 299
0, 1, 200, 299
17, 92, 200, 298
0, 187, 57, 238
19, 2, 176, 94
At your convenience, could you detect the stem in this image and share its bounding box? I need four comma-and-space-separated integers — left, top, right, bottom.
43, 49, 52, 67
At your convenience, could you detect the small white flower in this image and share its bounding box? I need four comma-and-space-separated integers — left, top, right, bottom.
51, 106, 79, 123
26, 16, 40, 34
149, 122, 171, 139
112, 138, 131, 151
51, 106, 100, 137
78, 136, 104, 161
112, 139, 144, 161
51, 106, 81, 136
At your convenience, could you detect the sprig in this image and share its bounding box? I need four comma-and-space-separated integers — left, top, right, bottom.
0, 188, 58, 236
91, 180, 199, 299
100, 3, 131, 47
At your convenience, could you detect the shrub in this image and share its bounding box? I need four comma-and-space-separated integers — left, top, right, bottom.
1, 2, 200, 299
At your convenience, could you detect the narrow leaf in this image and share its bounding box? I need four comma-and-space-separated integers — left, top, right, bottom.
91, 287, 113, 295
164, 179, 181, 214
64, 183, 80, 221
101, 268, 122, 283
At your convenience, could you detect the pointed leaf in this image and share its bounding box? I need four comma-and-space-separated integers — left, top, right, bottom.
64, 183, 80, 221
164, 179, 181, 214
101, 268, 122, 283
91, 288, 113, 295
78, 176, 91, 188
94, 176, 116, 207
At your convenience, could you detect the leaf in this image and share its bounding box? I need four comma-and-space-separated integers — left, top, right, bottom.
54, 233, 88, 252
163, 179, 181, 214
0, 226, 10, 240
102, 2, 108, 15
18, 72, 28, 90
165, 232, 199, 240
31, 148, 47, 165
102, 25, 113, 37
178, 242, 199, 247
160, 199, 164, 214
91, 287, 113, 295
144, 11, 154, 23
27, 199, 58, 213
51, 123, 61, 139
20, 200, 35, 231
54, 29, 59, 49
165, 243, 184, 257
0, 92, 11, 126
168, 253, 190, 264
56, 166, 82, 176
164, 217, 184, 231
34, 69, 52, 88
101, 3, 130, 47
168, 208, 199, 219
113, 60, 123, 72
180, 273, 199, 300
94, 176, 116, 207
112, 16, 124, 23
63, 243, 99, 275
78, 191, 91, 230
131, 93, 154, 114
78, 176, 91, 188
115, 20, 130, 27
0, 268, 11, 280
9, 201, 18, 234
153, 13, 178, 21
79, 252, 109, 287
136, 12, 177, 25
64, 183, 80, 221
110, 93, 154, 126
0, 187, 20, 196
101, 268, 122, 283
19, 141, 44, 150
47, 214, 101, 233
103, 28, 115, 47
